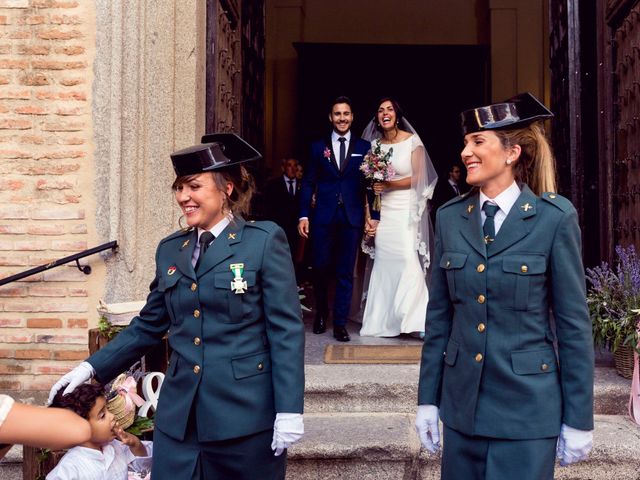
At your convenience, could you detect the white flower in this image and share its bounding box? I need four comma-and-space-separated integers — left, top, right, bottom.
373, 172, 383, 180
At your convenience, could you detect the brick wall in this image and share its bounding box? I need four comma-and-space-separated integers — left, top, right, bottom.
0, 0, 96, 396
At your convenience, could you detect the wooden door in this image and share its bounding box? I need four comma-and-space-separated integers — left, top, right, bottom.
598, 0, 640, 259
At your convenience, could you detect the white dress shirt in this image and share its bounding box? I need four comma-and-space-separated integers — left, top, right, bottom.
479, 181, 521, 235
331, 130, 351, 168
283, 175, 297, 194
448, 179, 460, 195
191, 216, 231, 267
46, 439, 153, 480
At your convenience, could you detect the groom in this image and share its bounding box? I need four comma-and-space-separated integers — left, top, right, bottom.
298, 96, 379, 342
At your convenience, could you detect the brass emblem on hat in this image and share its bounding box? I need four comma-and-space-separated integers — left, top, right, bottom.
228, 233, 237, 240
467, 204, 475, 214
521, 203, 532, 212
182, 239, 190, 248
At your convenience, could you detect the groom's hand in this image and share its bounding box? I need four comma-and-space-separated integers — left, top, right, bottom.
298, 219, 309, 239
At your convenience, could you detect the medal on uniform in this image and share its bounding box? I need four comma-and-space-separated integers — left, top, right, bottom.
230, 263, 247, 294
167, 266, 176, 275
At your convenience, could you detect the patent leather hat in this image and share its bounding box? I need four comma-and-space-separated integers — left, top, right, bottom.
170, 133, 262, 177
460, 92, 553, 135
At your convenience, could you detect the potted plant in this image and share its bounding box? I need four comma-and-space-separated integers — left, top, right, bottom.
586, 244, 640, 378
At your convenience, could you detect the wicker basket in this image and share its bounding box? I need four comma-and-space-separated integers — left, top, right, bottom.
613, 344, 637, 379
106, 393, 135, 429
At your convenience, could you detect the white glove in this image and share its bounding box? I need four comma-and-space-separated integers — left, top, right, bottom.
415, 404, 440, 453
271, 412, 304, 456
47, 361, 95, 405
556, 423, 593, 466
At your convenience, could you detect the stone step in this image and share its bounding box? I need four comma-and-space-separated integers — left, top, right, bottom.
0, 446, 22, 480
304, 365, 631, 416
287, 414, 640, 480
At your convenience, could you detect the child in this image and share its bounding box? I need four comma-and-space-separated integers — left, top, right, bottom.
47, 384, 152, 480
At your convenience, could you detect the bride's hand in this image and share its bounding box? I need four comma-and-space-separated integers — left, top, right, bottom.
365, 219, 379, 237
372, 182, 388, 194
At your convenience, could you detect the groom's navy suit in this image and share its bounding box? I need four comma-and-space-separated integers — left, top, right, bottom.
299, 132, 378, 326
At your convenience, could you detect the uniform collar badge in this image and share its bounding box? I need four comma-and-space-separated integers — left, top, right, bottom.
228, 233, 237, 240
182, 239, 190, 248
230, 262, 247, 294
167, 266, 177, 275
521, 202, 533, 212
467, 204, 475, 214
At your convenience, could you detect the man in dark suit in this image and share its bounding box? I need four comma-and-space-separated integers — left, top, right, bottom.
298, 96, 378, 342
264, 158, 301, 280
431, 163, 466, 223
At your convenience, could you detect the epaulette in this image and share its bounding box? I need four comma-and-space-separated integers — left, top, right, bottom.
540, 192, 572, 212
440, 191, 470, 210
159, 227, 193, 245
244, 219, 278, 233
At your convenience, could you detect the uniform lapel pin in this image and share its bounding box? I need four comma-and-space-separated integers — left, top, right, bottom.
521, 203, 533, 212
467, 204, 475, 214
167, 266, 176, 275
182, 239, 190, 248
228, 233, 237, 240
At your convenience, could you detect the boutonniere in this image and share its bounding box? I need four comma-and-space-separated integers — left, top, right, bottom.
323, 147, 332, 161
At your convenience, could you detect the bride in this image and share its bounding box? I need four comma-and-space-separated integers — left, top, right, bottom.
360, 98, 437, 337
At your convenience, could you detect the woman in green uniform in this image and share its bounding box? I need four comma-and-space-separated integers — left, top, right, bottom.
416, 93, 594, 479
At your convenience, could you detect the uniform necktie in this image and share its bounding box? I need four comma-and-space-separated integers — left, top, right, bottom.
195, 231, 215, 271
338, 137, 346, 167
482, 202, 499, 244
287, 179, 295, 196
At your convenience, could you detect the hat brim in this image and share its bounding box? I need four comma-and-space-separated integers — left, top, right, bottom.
461, 92, 553, 135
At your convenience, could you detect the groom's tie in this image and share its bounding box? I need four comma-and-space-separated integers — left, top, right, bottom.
482, 202, 500, 244
338, 137, 346, 168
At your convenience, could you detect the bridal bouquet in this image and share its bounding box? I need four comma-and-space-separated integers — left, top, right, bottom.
360, 140, 395, 211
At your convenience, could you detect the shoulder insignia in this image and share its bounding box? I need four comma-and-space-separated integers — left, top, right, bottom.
540, 192, 573, 212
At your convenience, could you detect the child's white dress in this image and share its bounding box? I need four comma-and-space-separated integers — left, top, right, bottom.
46, 439, 153, 480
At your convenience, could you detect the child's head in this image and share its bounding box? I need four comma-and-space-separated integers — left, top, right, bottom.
50, 384, 116, 446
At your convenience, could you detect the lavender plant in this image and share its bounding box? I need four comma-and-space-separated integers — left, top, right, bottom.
586, 244, 640, 353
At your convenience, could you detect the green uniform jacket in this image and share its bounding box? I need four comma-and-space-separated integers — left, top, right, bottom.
89, 218, 305, 442
418, 185, 594, 439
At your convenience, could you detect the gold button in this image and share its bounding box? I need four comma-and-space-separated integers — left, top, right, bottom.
477, 323, 486, 333
191, 283, 197, 291
446, 260, 451, 268
521, 265, 528, 273
477, 294, 486, 304
194, 337, 201, 345
257, 362, 264, 371
541, 363, 549, 371
475, 353, 483, 362
477, 264, 485, 273
549, 194, 557, 199
193, 309, 200, 318
193, 365, 200, 374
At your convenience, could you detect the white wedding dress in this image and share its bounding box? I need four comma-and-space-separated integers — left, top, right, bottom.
360, 135, 429, 337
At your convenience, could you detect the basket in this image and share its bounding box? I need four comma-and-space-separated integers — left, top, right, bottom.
97, 299, 145, 326
106, 393, 135, 429
613, 344, 637, 379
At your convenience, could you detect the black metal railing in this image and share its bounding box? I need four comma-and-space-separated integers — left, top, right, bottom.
0, 241, 118, 287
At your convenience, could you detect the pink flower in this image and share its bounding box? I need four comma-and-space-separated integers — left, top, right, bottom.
323, 147, 331, 159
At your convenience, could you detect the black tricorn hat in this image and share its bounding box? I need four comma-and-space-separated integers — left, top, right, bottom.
460, 92, 553, 135
170, 133, 262, 178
